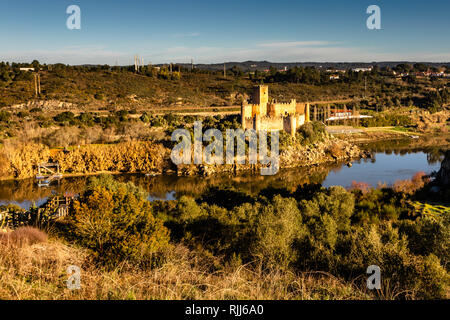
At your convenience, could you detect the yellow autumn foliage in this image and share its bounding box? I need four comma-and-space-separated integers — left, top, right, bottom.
0, 141, 170, 179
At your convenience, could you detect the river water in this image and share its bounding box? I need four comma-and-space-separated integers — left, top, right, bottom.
0, 138, 445, 210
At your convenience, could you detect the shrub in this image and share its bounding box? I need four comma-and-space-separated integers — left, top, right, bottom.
393, 171, 429, 195
296, 121, 328, 145
0, 227, 47, 247
300, 186, 354, 231
0, 110, 11, 122
54, 111, 75, 123
70, 180, 171, 267
252, 196, 306, 269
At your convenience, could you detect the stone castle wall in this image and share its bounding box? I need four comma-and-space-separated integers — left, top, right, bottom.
242, 114, 306, 136
268, 100, 297, 117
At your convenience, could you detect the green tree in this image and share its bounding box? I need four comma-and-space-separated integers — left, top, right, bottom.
70, 177, 171, 266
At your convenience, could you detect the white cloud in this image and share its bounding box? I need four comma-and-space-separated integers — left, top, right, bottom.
0, 45, 130, 65
172, 32, 200, 38
152, 44, 450, 64
257, 41, 334, 48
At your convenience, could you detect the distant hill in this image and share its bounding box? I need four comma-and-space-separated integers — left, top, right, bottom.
167, 61, 450, 72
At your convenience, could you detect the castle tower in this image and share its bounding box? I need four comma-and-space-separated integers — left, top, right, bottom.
251, 85, 269, 105
251, 85, 268, 116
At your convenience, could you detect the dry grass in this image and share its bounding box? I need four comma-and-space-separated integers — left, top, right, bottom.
0, 227, 48, 247
0, 238, 371, 300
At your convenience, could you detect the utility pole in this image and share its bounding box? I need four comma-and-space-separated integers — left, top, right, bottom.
191, 58, 193, 72
364, 76, 367, 98
34, 73, 41, 96
223, 63, 226, 78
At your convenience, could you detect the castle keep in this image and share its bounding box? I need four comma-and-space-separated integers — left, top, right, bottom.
241, 85, 310, 136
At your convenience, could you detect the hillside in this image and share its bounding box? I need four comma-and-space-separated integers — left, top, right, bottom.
1, 61, 449, 114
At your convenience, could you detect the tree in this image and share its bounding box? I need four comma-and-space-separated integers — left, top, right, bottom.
31, 60, 40, 70
70, 177, 171, 266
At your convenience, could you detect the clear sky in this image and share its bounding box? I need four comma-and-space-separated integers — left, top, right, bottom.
1, 0, 449, 65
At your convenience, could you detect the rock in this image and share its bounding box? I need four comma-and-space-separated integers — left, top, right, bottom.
436, 150, 450, 186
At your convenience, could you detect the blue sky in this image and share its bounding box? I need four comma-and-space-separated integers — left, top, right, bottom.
1, 0, 449, 64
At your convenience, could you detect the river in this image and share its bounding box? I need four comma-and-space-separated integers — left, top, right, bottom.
0, 138, 446, 210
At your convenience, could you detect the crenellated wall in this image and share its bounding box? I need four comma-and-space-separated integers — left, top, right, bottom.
268, 100, 297, 117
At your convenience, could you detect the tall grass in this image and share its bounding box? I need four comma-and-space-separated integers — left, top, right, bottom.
0, 235, 371, 300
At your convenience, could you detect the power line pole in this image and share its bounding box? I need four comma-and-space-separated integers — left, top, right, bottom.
34, 73, 41, 96
223, 63, 226, 78
364, 76, 367, 98
191, 58, 193, 72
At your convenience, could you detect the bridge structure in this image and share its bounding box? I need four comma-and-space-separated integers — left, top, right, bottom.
309, 103, 372, 125
36, 162, 63, 187
0, 194, 75, 229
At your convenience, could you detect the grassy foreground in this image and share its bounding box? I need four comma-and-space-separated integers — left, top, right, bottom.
0, 236, 370, 300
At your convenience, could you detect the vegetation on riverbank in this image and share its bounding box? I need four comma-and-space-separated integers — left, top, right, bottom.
0, 120, 367, 180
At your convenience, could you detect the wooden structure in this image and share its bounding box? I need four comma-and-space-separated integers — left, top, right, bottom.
0, 194, 74, 229
309, 104, 372, 126
36, 162, 63, 187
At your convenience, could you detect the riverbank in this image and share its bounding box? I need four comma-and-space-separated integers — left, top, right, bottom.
1, 125, 448, 182
0, 121, 370, 180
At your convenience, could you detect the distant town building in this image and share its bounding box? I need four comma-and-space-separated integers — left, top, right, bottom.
352, 67, 373, 72
326, 69, 346, 73
19, 67, 35, 72
329, 75, 340, 80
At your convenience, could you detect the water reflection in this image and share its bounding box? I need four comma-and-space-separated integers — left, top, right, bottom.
0, 140, 446, 209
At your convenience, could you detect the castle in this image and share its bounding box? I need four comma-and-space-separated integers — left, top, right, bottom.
241, 85, 310, 137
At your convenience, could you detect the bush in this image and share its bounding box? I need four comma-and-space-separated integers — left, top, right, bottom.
300, 186, 354, 231
296, 121, 328, 145
252, 196, 306, 269
0, 226, 47, 247
0, 110, 11, 122
70, 179, 171, 267
54, 111, 75, 123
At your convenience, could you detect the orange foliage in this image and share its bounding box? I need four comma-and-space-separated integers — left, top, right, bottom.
393, 171, 429, 194
348, 181, 372, 194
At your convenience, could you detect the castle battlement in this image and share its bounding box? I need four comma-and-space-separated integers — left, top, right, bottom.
272, 100, 296, 106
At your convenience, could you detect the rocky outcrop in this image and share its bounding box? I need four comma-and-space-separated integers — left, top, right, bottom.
413, 110, 450, 133
174, 138, 370, 176
10, 100, 76, 111
279, 139, 367, 168
436, 150, 450, 186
